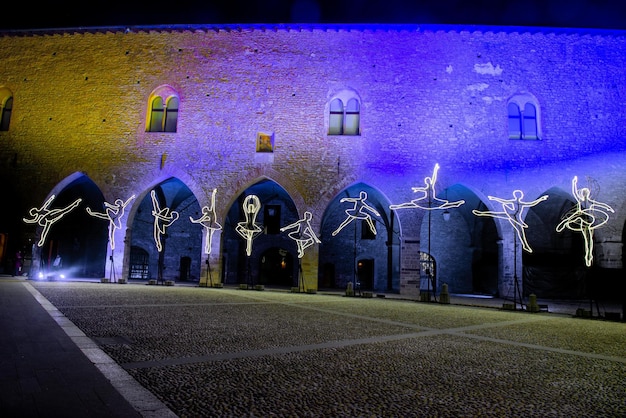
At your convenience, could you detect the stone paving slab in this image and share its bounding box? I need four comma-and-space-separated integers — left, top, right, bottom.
22, 279, 626, 417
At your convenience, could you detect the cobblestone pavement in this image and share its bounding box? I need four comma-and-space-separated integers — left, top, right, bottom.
29, 281, 626, 417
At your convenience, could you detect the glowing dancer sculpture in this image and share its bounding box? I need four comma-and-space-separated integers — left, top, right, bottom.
189, 188, 222, 255
235, 194, 263, 256
24, 195, 82, 247
332, 191, 381, 236
281, 211, 321, 258
151, 190, 179, 252
556, 176, 614, 267
86, 195, 135, 250
389, 163, 464, 300
389, 163, 465, 211
472, 190, 548, 253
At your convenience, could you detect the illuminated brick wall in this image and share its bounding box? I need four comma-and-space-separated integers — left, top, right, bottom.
0, 25, 624, 296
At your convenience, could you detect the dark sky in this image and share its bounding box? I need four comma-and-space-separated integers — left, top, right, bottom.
4, 0, 626, 31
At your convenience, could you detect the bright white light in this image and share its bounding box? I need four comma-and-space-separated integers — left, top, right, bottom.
390, 163, 465, 211
23, 195, 83, 247
189, 188, 222, 254
235, 195, 263, 256
332, 191, 381, 236
151, 190, 179, 252
281, 211, 321, 258
86, 195, 135, 250
472, 189, 548, 253
556, 176, 614, 267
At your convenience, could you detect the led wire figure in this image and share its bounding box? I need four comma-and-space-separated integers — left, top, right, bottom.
235, 194, 263, 257
472, 189, 548, 310
556, 176, 614, 267
151, 190, 179, 253
281, 211, 321, 292
281, 211, 321, 259
472, 190, 548, 254
189, 188, 222, 255
389, 163, 465, 301
389, 163, 465, 211
23, 195, 83, 247
332, 191, 381, 237
86, 195, 135, 250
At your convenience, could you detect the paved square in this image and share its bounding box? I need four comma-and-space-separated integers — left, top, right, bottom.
32, 282, 626, 417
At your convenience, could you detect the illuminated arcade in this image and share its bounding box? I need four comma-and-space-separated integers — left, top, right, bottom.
0, 23, 624, 311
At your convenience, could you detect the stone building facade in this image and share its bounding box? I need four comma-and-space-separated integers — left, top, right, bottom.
0, 24, 624, 301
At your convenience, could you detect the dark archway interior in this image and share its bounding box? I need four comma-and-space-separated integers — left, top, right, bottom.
129, 178, 202, 282
39, 175, 108, 278
222, 179, 299, 287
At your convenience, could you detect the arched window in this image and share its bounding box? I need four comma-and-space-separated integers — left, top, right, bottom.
523, 103, 538, 139
0, 92, 13, 132
344, 98, 360, 135
328, 98, 344, 135
149, 97, 164, 132
507, 102, 521, 139
146, 86, 179, 133
164, 97, 179, 133
507, 95, 540, 140
328, 95, 361, 136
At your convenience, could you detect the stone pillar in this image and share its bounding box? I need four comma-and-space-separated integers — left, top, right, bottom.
497, 228, 524, 302
399, 238, 420, 298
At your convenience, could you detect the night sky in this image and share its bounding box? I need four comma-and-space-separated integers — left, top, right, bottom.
3, 0, 626, 31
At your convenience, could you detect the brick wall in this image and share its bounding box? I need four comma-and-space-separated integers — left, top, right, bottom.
0, 25, 624, 297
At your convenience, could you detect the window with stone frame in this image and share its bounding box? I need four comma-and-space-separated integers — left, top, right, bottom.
328, 96, 361, 136
147, 87, 179, 133
508, 96, 540, 140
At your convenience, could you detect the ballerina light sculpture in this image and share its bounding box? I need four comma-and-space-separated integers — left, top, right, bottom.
189, 188, 223, 255
556, 176, 614, 267
235, 194, 264, 257
281, 211, 321, 258
151, 190, 179, 253
389, 163, 465, 300
472, 189, 548, 254
86, 195, 135, 250
332, 191, 381, 237
389, 163, 465, 212
23, 195, 82, 247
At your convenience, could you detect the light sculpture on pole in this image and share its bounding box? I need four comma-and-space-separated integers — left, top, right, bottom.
281, 210, 321, 292
235, 194, 264, 288
235, 194, 263, 257
556, 176, 614, 317
86, 194, 135, 282
556, 176, 613, 267
189, 188, 222, 255
86, 195, 135, 250
189, 188, 223, 287
332, 190, 381, 294
151, 190, 179, 284
151, 190, 179, 253
472, 189, 548, 310
389, 163, 465, 300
